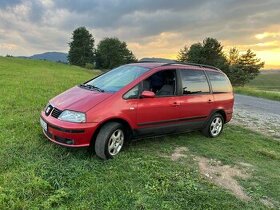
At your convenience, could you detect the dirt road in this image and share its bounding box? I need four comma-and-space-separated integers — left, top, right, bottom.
231, 94, 280, 139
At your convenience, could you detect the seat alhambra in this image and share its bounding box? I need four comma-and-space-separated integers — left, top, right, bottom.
40, 62, 234, 160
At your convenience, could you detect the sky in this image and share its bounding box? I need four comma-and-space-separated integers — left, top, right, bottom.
0, 0, 279, 69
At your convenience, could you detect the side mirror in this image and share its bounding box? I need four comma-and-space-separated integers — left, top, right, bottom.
141, 90, 155, 98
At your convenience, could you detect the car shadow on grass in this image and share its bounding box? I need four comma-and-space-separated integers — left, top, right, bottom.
130, 130, 202, 146
37, 130, 205, 162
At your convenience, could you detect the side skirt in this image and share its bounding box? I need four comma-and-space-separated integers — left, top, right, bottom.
132, 120, 205, 138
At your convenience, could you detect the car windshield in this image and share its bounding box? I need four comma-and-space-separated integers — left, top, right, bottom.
84, 65, 149, 92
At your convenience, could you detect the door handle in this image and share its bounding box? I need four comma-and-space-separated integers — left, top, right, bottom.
171, 102, 181, 106
208, 99, 213, 103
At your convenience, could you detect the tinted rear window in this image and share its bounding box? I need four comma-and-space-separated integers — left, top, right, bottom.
207, 71, 232, 93
180, 70, 210, 94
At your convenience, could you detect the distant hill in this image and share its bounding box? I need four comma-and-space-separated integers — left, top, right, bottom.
261, 70, 280, 74
19, 52, 68, 63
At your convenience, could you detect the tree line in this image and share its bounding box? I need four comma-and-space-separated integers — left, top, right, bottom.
177, 38, 264, 86
68, 27, 264, 86
68, 27, 137, 70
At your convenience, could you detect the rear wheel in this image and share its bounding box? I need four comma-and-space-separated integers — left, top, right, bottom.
202, 113, 224, 138
95, 122, 125, 160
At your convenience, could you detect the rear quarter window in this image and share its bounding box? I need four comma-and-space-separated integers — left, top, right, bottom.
207, 71, 232, 93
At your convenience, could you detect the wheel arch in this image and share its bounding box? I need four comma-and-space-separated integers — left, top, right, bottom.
90, 117, 133, 147
212, 109, 226, 122
202, 109, 226, 138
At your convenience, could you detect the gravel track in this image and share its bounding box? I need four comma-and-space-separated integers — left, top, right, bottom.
231, 94, 280, 140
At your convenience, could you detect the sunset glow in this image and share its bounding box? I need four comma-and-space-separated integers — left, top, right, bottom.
0, 1, 279, 69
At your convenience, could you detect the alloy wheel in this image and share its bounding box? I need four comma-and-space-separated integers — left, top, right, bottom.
210, 117, 223, 137
107, 129, 124, 156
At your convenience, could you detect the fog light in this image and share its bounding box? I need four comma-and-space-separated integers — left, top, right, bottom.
65, 139, 74, 145
54, 136, 74, 145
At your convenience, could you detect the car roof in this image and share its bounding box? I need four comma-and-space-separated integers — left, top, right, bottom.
130, 62, 222, 72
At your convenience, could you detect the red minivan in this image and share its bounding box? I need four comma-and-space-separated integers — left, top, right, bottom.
40, 62, 234, 160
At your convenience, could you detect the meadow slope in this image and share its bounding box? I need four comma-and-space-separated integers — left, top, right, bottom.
235, 70, 280, 101
0, 57, 279, 209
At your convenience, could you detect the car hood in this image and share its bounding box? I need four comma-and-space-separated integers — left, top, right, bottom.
50, 86, 113, 112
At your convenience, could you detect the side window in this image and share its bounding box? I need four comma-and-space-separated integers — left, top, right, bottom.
180, 70, 210, 94
123, 84, 140, 99
142, 70, 176, 97
207, 71, 232, 93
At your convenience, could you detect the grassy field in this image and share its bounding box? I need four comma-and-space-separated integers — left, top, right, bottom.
0, 57, 280, 209
235, 70, 280, 101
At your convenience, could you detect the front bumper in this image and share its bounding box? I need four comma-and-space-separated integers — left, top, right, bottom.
40, 111, 98, 147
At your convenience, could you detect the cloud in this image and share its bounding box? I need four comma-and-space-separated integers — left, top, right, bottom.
255, 32, 280, 40
0, 0, 22, 7
0, 0, 279, 67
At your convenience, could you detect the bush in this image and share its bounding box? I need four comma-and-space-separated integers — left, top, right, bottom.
85, 63, 94, 70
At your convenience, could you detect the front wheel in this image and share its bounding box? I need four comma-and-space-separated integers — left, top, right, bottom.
202, 113, 224, 138
95, 122, 125, 160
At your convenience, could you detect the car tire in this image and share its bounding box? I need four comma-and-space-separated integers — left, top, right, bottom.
202, 113, 224, 138
95, 122, 125, 160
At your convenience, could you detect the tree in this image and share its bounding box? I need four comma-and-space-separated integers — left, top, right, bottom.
186, 43, 204, 64
177, 38, 264, 86
177, 45, 189, 62
95, 37, 137, 69
228, 47, 239, 65
227, 49, 264, 86
177, 38, 228, 70
68, 27, 95, 67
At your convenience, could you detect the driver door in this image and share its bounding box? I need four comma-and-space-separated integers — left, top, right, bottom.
136, 69, 181, 136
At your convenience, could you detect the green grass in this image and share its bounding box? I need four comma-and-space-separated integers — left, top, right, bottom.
1, 57, 280, 209
235, 71, 280, 101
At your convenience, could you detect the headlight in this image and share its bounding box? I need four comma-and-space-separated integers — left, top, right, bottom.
58, 110, 86, 123
44, 103, 50, 111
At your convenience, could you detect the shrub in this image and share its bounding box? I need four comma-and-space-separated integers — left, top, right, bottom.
85, 63, 94, 70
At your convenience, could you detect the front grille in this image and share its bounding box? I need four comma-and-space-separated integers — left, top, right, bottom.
51, 107, 63, 118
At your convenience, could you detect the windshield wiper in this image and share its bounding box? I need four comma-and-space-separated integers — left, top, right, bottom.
79, 84, 104, 92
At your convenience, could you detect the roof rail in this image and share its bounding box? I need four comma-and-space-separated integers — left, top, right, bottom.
161, 62, 221, 71
136, 60, 221, 71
